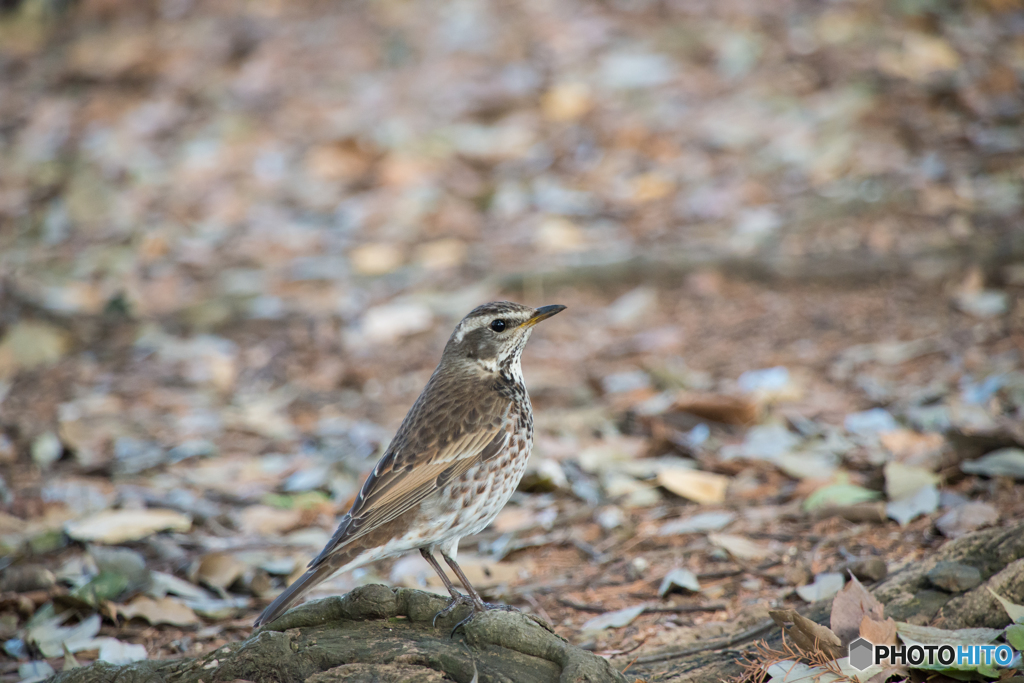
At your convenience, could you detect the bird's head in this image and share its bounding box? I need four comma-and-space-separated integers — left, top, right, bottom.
443, 301, 565, 376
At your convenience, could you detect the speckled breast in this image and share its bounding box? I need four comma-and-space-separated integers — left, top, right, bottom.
436, 423, 533, 541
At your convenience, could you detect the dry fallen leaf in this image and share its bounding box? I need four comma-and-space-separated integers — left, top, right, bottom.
120, 596, 201, 627
581, 604, 646, 632
191, 552, 247, 591
671, 392, 760, 426
349, 243, 404, 276
541, 82, 592, 122
64, 509, 192, 544
0, 320, 70, 379
769, 609, 844, 660
657, 469, 730, 504
878, 430, 945, 467
796, 572, 845, 603
935, 501, 999, 538
708, 533, 774, 561
238, 505, 304, 536
859, 615, 897, 645
658, 568, 701, 597
831, 574, 885, 645
883, 462, 940, 501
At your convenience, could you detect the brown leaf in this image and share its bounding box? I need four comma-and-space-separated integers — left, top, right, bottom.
769, 609, 844, 660
191, 552, 246, 591
830, 574, 884, 645
671, 392, 759, 426
708, 533, 774, 561
657, 469, 729, 504
64, 509, 192, 544
879, 430, 946, 467
238, 505, 303, 536
121, 596, 200, 627
859, 615, 897, 646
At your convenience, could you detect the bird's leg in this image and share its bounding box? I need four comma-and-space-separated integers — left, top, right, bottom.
420, 549, 475, 626
420, 549, 463, 600
440, 551, 521, 636
440, 552, 487, 611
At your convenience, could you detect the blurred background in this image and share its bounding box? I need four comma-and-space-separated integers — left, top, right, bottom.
1, 0, 1023, 678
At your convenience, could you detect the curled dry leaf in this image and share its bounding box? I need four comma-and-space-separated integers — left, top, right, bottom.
238, 505, 304, 536
859, 615, 897, 646
830, 574, 884, 645
120, 596, 201, 627
878, 430, 945, 467
934, 501, 999, 538
27, 612, 102, 658
796, 573, 845, 603
657, 469, 729, 504
961, 448, 1024, 480
885, 483, 939, 526
658, 568, 701, 597
96, 637, 148, 664
580, 604, 646, 632
708, 533, 774, 561
64, 509, 192, 544
670, 392, 760, 426
883, 462, 940, 501
769, 609, 844, 660
191, 552, 247, 591
658, 511, 735, 536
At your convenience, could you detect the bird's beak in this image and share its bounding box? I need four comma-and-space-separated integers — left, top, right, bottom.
521, 304, 566, 328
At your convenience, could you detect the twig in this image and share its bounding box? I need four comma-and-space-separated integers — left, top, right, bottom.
696, 568, 743, 580
520, 592, 553, 627
571, 538, 609, 563
644, 603, 728, 614
597, 636, 649, 658
733, 558, 784, 584
620, 654, 640, 675
630, 618, 777, 665
504, 576, 578, 597
557, 598, 727, 614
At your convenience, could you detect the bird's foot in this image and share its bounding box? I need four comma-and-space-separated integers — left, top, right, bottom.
450, 602, 520, 637
432, 593, 476, 627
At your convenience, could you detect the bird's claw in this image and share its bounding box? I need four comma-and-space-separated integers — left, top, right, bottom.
432, 594, 475, 627
449, 602, 520, 637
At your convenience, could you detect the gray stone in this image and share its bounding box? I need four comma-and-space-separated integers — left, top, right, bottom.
927, 561, 983, 593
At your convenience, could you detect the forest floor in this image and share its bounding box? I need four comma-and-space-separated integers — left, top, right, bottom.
1, 0, 1024, 681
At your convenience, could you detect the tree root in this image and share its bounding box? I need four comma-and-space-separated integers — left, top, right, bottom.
50, 585, 627, 683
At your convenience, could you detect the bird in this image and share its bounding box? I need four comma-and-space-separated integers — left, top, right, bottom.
254, 301, 565, 628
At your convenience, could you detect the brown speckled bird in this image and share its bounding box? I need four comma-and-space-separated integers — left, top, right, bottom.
254, 301, 565, 627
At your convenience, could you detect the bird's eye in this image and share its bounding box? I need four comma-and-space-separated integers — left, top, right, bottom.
490, 319, 506, 332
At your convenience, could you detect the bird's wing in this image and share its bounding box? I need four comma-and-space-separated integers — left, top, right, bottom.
308, 394, 515, 569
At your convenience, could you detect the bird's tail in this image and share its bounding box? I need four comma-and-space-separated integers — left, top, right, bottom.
253, 562, 338, 627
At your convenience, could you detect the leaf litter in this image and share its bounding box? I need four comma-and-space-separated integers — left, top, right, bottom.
1, 0, 1024, 678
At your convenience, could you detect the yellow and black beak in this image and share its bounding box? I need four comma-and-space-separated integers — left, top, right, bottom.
521, 304, 566, 328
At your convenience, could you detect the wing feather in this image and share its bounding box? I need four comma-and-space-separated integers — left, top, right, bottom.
308, 395, 514, 569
